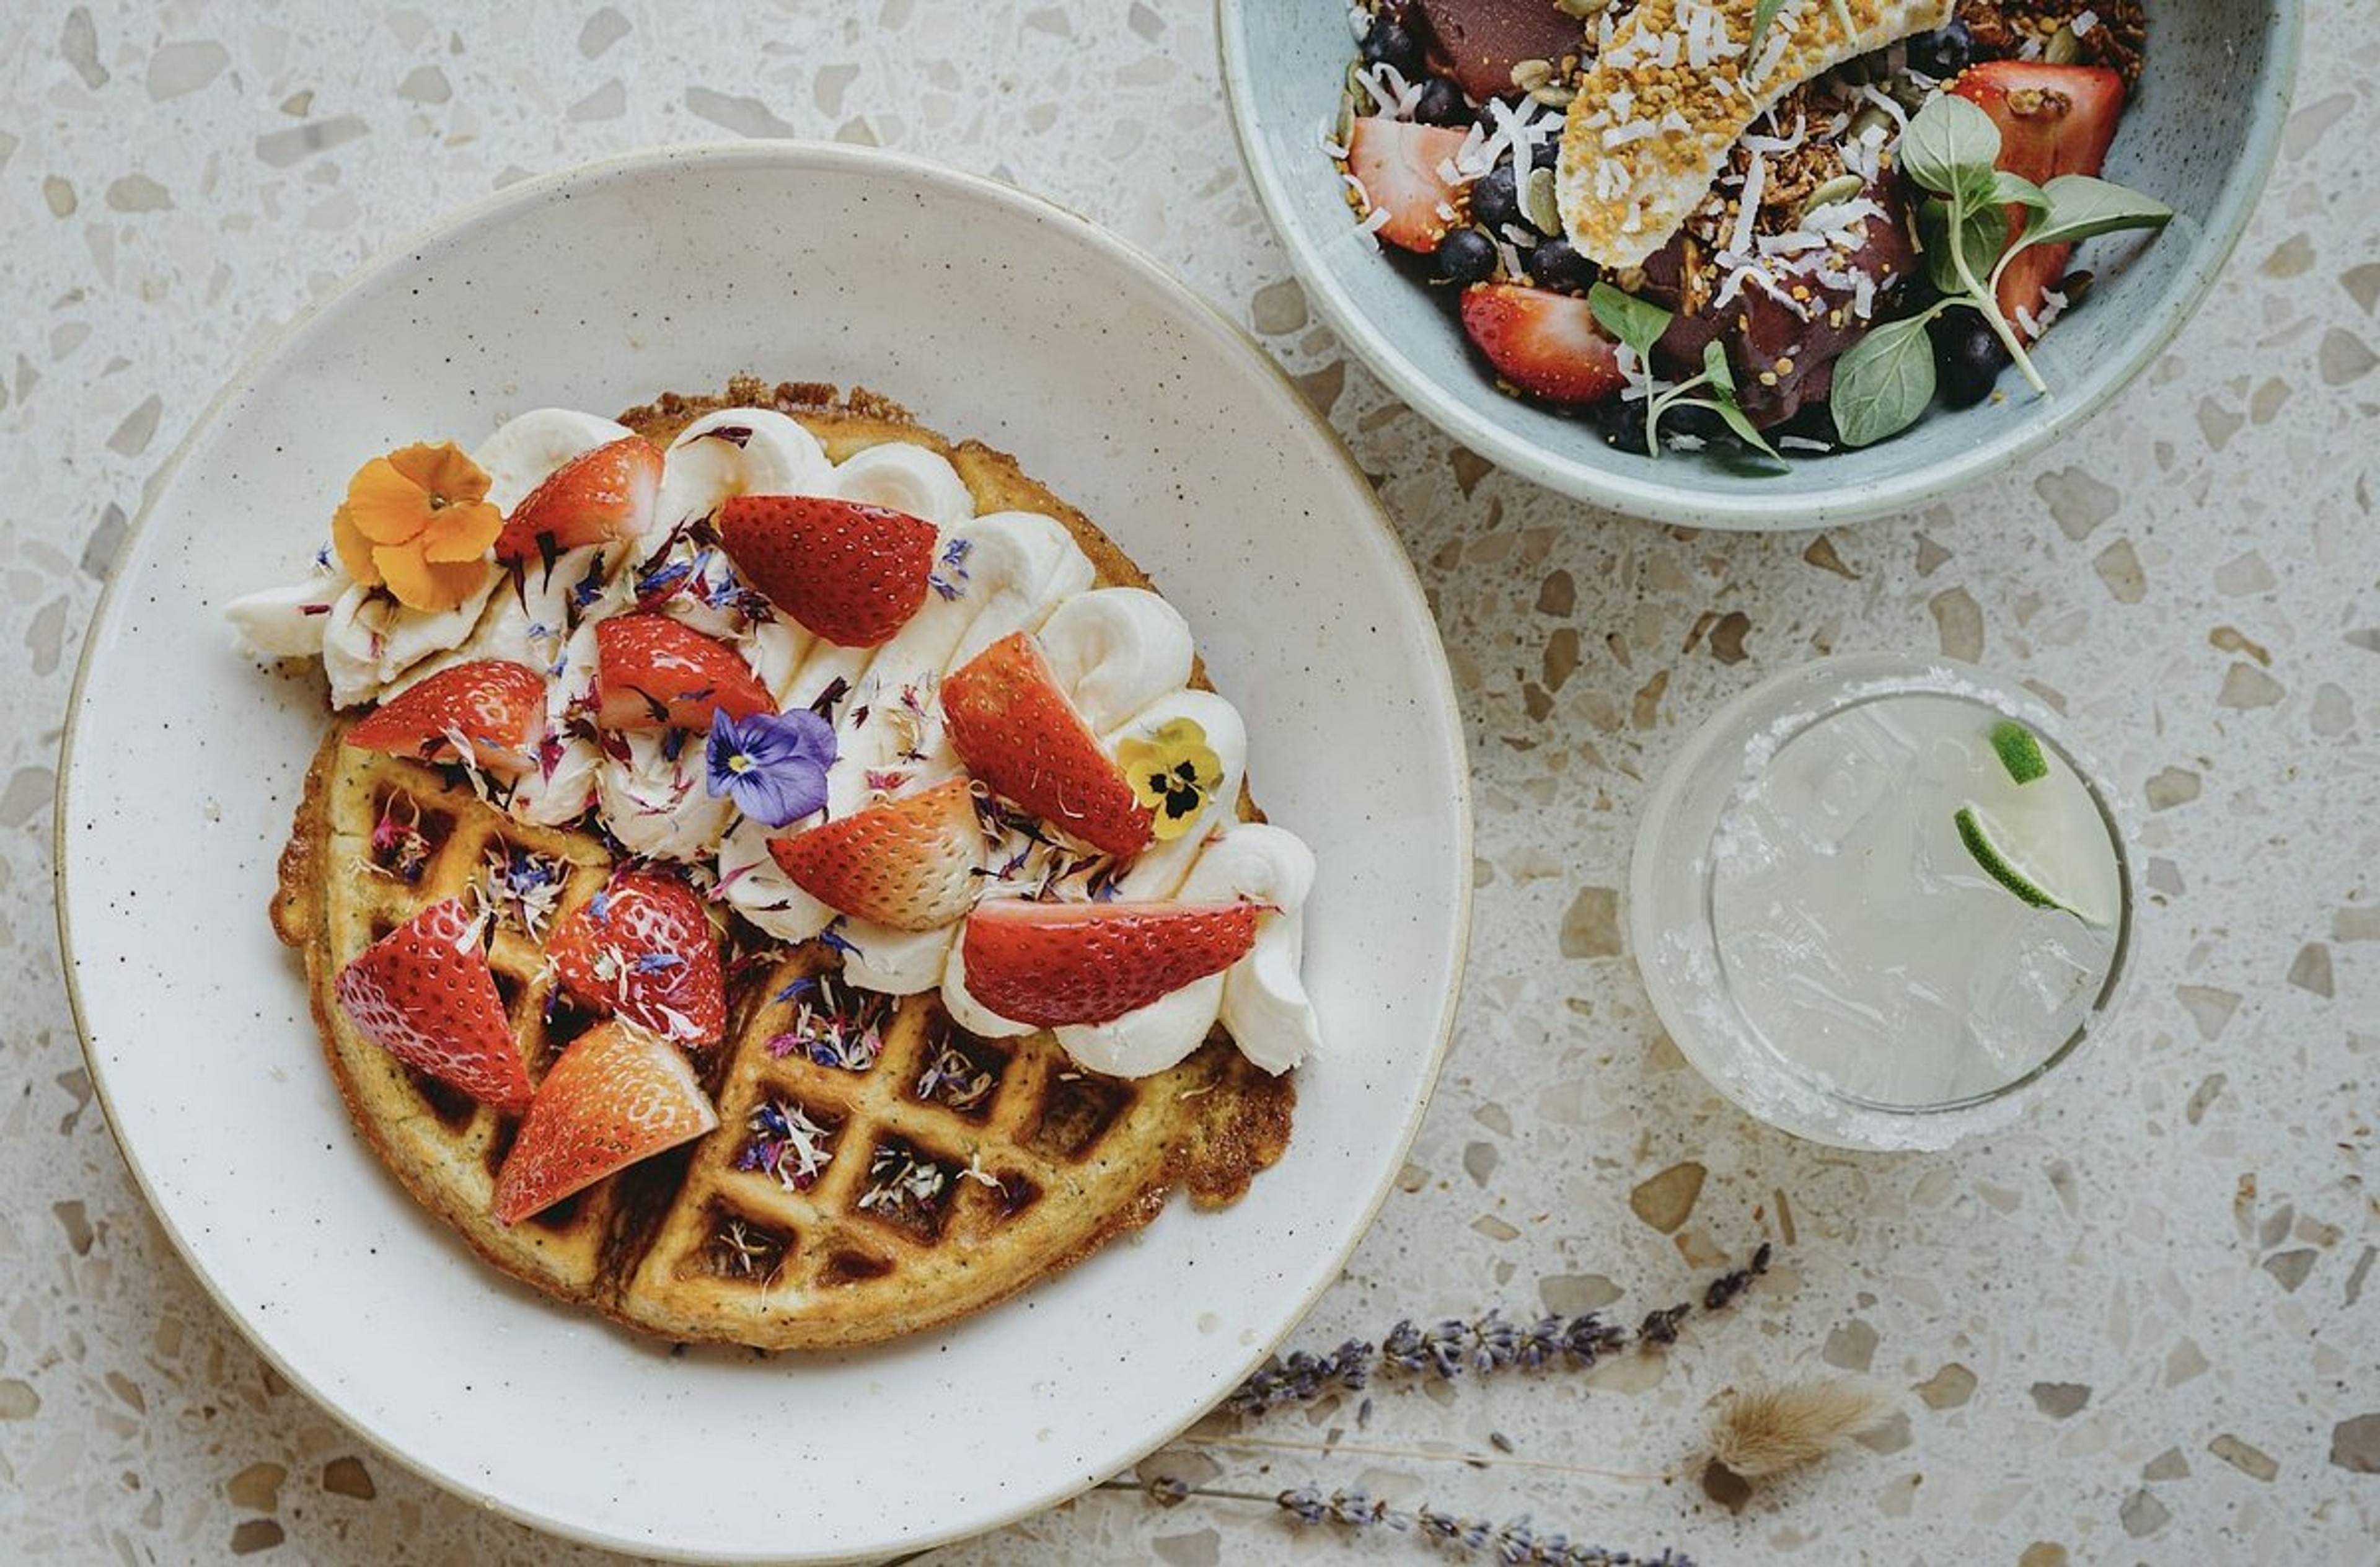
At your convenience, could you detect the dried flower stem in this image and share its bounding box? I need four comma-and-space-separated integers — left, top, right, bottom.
1103, 1476, 1693, 1566
1227, 1243, 1773, 1418
1177, 1430, 1673, 1483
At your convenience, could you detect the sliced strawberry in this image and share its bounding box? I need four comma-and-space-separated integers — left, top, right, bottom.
1345, 118, 1472, 254
766, 778, 982, 932
717, 494, 937, 647
1951, 62, 2127, 338
940, 632, 1153, 858
493, 436, 663, 564
334, 898, 533, 1115
961, 900, 1267, 1029
547, 869, 728, 1046
592, 614, 774, 731
1459, 284, 1628, 405
346, 659, 547, 775
491, 1022, 717, 1224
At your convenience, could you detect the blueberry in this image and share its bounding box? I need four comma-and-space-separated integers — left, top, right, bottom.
1597, 397, 1651, 452
1412, 78, 1469, 126
1905, 20, 1973, 79
1361, 20, 1424, 75
1667, 402, 1729, 442
1928, 307, 2011, 408
1528, 237, 1596, 293
1435, 227, 1498, 285
1532, 136, 1561, 169
1471, 164, 1522, 230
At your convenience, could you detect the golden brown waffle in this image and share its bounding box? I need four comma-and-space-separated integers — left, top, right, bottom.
268, 384, 1297, 1348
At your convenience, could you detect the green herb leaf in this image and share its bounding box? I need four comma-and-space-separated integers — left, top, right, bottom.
1704, 394, 1784, 461
1991, 170, 2052, 219
1747, 0, 1788, 60
1920, 196, 2012, 298
1700, 338, 1736, 395
1588, 281, 1673, 366
1829, 313, 1939, 448
1897, 94, 2002, 197
2019, 173, 2176, 252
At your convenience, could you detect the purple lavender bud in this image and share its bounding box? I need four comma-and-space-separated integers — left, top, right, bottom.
1277, 1486, 1329, 1525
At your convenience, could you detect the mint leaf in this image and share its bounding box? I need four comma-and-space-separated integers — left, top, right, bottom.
2020, 174, 2175, 251
1897, 94, 2002, 197
1587, 281, 1673, 366
1830, 313, 1939, 448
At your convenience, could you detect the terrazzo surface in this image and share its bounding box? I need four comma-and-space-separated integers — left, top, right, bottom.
4, 1, 2375, 1562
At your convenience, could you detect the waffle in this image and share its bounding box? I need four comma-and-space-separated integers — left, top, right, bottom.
268, 383, 1297, 1348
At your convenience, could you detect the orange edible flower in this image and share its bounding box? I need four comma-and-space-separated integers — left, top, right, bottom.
330, 442, 503, 612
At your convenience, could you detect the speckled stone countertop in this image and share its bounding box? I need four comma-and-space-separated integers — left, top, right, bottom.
4, 1, 2375, 1561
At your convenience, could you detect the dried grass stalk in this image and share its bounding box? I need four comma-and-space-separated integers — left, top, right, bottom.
1704, 1377, 1898, 1481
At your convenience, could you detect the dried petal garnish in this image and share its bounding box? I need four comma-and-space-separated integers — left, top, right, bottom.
1115, 717, 1223, 843
482, 843, 568, 938
765, 973, 889, 1072
368, 792, 433, 881
735, 1100, 837, 1192
857, 1145, 949, 1219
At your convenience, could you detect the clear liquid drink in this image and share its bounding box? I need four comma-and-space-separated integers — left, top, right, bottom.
1630, 656, 2133, 1150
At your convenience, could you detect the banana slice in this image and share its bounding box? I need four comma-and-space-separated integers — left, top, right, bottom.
1556, 0, 1952, 269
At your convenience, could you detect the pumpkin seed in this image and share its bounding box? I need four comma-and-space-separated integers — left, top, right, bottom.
1529, 82, 1578, 108
1556, 0, 1610, 17
1846, 102, 1895, 143
1510, 57, 1555, 92
1335, 87, 1357, 149
1522, 165, 1563, 234
2045, 23, 2082, 64
1797, 173, 1869, 220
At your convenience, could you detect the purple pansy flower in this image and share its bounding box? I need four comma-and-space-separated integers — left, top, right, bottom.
706, 708, 835, 828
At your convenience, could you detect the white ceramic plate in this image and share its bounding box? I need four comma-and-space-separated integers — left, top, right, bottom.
56, 144, 1470, 1563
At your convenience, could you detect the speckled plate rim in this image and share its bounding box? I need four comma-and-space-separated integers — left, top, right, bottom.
1216, 0, 2304, 530
51, 140, 1474, 1564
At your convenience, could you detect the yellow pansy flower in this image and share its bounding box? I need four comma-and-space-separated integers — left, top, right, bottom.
1116, 717, 1223, 842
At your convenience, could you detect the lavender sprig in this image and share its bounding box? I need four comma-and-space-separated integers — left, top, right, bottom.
1114, 1477, 1690, 1566
1227, 1245, 1772, 1418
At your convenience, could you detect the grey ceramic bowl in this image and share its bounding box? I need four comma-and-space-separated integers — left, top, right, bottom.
1220, 2, 2301, 529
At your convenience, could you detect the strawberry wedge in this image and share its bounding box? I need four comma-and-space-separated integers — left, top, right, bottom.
346, 659, 547, 776
493, 436, 663, 565
961, 899, 1267, 1029
491, 1022, 717, 1225
1951, 62, 2127, 338
941, 632, 1153, 858
1345, 118, 1473, 255
592, 614, 774, 732
334, 898, 534, 1115
718, 494, 938, 648
547, 869, 728, 1046
767, 778, 984, 932
1459, 284, 1628, 405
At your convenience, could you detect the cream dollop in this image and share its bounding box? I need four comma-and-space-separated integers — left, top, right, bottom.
653, 408, 832, 532
225, 567, 350, 661
828, 441, 979, 524
474, 408, 634, 513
